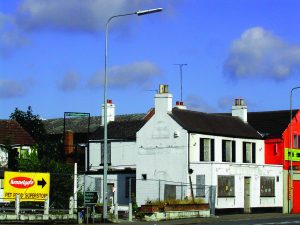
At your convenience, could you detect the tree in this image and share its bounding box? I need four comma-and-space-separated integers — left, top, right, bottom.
10, 106, 65, 161
10, 106, 46, 143
10, 106, 73, 208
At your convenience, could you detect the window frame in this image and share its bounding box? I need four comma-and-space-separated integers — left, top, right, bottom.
196, 175, 205, 197
243, 142, 256, 163
260, 176, 275, 197
217, 175, 235, 197
200, 138, 215, 162
222, 140, 236, 162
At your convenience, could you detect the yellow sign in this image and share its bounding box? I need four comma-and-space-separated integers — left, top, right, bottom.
4, 171, 50, 202
285, 148, 300, 162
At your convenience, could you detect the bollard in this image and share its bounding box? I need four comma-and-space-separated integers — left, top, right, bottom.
114, 203, 118, 222
69, 196, 74, 215
128, 203, 132, 222
44, 196, 49, 215
15, 194, 20, 217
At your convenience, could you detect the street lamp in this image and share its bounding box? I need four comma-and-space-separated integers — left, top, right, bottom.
289, 86, 300, 213
103, 8, 162, 221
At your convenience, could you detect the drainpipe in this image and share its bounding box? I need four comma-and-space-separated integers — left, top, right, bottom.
188, 132, 195, 202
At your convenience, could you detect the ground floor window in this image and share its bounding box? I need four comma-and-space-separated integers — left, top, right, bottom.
218, 175, 235, 197
196, 175, 205, 197
164, 184, 176, 200
260, 176, 275, 197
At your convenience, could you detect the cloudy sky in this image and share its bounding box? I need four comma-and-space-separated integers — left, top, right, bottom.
1, 0, 300, 119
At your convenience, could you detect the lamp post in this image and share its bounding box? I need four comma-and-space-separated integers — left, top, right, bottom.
103, 8, 162, 221
289, 86, 300, 213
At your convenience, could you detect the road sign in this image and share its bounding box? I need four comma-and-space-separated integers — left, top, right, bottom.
4, 171, 50, 202
84, 191, 98, 204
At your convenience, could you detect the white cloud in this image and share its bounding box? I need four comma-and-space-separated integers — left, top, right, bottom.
185, 95, 215, 113
0, 80, 26, 99
218, 97, 235, 111
0, 13, 29, 57
15, 0, 163, 33
58, 71, 80, 92
224, 27, 300, 80
88, 61, 161, 89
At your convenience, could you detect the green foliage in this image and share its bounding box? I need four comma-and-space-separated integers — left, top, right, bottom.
17, 148, 41, 172
10, 106, 73, 209
10, 106, 46, 143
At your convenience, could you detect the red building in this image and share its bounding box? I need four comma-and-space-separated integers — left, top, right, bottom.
248, 110, 300, 213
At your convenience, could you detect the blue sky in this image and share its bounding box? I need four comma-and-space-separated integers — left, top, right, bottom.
1, 0, 300, 119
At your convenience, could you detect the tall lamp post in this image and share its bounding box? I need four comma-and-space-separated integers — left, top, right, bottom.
289, 86, 300, 213
103, 8, 162, 221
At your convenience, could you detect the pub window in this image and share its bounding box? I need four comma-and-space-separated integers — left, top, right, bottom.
260, 176, 275, 197
222, 140, 236, 162
101, 142, 111, 165
243, 142, 256, 163
218, 175, 235, 197
200, 138, 215, 162
196, 175, 205, 197
164, 184, 176, 200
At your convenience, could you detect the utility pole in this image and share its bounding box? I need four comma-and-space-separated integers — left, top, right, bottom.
174, 64, 187, 102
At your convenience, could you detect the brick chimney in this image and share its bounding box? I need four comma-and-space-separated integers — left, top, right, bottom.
174, 101, 187, 110
232, 98, 247, 122
101, 99, 115, 126
155, 84, 173, 116
65, 130, 74, 155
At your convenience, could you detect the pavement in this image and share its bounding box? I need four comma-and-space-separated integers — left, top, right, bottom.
99, 213, 300, 225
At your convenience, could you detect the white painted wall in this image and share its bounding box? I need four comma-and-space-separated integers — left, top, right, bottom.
136, 113, 188, 206
190, 162, 283, 209
81, 173, 135, 205
189, 133, 265, 164
88, 141, 137, 171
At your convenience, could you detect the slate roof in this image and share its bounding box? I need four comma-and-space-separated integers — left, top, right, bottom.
0, 120, 36, 145
247, 110, 298, 138
170, 108, 262, 139
44, 114, 146, 135
89, 120, 146, 141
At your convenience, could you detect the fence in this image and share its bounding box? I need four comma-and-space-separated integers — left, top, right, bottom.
0, 172, 215, 219
136, 178, 216, 214
77, 175, 216, 215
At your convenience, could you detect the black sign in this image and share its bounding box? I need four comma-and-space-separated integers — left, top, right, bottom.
84, 192, 98, 204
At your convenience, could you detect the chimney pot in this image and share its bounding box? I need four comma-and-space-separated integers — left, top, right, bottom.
176, 101, 180, 105
232, 98, 247, 122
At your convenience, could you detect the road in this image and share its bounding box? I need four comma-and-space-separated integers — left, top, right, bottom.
3, 213, 300, 225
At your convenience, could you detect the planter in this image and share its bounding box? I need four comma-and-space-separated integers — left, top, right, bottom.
164, 203, 209, 211
140, 203, 209, 213
140, 205, 160, 213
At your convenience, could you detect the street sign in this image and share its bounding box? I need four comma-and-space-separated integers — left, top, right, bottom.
4, 171, 50, 202
65, 112, 89, 117
84, 191, 98, 204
